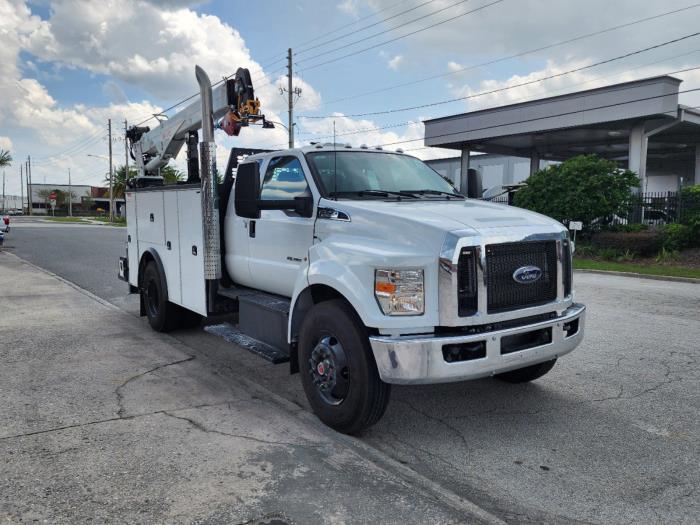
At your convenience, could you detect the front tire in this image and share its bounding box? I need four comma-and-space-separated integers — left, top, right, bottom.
141, 261, 182, 332
495, 358, 557, 383
298, 299, 390, 434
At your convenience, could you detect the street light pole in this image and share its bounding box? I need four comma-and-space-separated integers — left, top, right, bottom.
68, 167, 72, 217
108, 118, 114, 222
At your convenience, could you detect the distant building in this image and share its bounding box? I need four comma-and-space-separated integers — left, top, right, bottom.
28, 183, 125, 215
0, 195, 27, 212
426, 153, 557, 195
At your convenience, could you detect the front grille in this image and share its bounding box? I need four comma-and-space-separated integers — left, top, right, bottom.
485, 241, 558, 313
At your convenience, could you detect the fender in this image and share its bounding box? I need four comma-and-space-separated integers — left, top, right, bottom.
137, 248, 168, 316
303, 238, 439, 331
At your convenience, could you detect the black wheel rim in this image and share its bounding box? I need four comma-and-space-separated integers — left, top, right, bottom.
146, 280, 160, 318
308, 334, 349, 406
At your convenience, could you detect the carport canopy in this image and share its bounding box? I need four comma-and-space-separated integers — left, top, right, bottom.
423, 76, 700, 192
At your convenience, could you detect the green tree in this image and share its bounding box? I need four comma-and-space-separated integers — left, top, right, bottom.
160, 165, 184, 185
513, 154, 639, 230
82, 190, 95, 211
106, 165, 138, 199
104, 164, 183, 196
0, 149, 11, 168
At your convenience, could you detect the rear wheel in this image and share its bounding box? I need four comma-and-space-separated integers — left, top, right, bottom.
298, 299, 390, 434
495, 358, 557, 383
141, 261, 182, 332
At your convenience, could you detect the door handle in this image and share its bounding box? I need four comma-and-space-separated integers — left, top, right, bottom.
249, 220, 256, 238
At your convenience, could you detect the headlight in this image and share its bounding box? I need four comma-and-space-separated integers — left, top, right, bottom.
374, 269, 424, 316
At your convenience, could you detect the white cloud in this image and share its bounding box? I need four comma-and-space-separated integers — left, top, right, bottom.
449, 58, 700, 112
337, 0, 359, 16
388, 54, 403, 71
0, 0, 324, 196
296, 112, 453, 160
0, 136, 13, 151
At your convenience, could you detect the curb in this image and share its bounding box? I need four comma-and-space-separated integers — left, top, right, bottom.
575, 268, 700, 284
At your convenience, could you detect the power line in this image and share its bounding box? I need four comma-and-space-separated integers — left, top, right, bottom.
371, 86, 700, 149
295, 0, 440, 56
31, 129, 104, 162
311, 2, 700, 109
299, 30, 700, 119
312, 59, 700, 145
255, 0, 411, 65
292, 49, 700, 147
297, 0, 504, 72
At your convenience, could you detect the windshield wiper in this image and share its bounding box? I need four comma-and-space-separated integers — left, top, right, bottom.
403, 189, 464, 199
329, 189, 418, 199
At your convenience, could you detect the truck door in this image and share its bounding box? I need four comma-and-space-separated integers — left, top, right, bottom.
247, 155, 315, 297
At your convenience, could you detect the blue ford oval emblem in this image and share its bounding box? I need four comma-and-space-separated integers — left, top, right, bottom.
513, 265, 542, 284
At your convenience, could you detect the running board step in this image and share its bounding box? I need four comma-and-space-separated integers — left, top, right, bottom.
204, 323, 290, 364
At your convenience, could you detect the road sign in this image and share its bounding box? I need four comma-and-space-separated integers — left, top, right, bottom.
49, 192, 57, 200
569, 221, 583, 231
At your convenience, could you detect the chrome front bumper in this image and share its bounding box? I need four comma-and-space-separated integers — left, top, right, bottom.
369, 303, 586, 385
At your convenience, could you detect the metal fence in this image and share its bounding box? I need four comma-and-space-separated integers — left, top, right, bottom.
482, 191, 699, 227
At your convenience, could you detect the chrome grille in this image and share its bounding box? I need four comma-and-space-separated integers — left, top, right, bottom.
485, 241, 558, 313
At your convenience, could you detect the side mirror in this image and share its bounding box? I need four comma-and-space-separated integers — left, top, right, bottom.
466, 168, 483, 199
234, 162, 261, 218
294, 195, 314, 218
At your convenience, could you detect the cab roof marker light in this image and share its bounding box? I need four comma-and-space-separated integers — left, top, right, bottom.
375, 146, 383, 150
360, 144, 368, 149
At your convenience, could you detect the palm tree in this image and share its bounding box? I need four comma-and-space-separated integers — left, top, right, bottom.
0, 149, 12, 168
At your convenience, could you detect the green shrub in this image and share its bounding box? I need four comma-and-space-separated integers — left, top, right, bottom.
591, 230, 662, 256
606, 223, 649, 233
680, 184, 700, 225
655, 247, 680, 264
661, 224, 693, 251
513, 154, 639, 231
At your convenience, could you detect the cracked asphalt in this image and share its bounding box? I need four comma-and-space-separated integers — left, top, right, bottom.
3, 219, 700, 524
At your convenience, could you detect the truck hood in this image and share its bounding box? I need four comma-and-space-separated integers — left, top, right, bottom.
323, 198, 561, 235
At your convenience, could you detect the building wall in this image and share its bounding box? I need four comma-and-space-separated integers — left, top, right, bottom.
29, 184, 93, 204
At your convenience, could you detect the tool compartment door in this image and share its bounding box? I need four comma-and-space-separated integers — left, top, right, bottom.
135, 191, 165, 245
162, 191, 182, 304
125, 191, 139, 287
177, 188, 206, 315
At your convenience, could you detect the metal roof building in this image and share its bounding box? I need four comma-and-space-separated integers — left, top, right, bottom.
423, 76, 700, 193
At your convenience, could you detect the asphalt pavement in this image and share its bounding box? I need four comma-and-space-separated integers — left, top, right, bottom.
3, 217, 699, 524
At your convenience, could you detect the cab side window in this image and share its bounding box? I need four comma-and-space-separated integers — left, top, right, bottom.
260, 156, 310, 200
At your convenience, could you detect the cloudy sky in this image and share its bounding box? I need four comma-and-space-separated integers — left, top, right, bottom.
2, 0, 700, 196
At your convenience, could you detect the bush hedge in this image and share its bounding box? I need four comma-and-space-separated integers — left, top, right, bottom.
590, 230, 663, 256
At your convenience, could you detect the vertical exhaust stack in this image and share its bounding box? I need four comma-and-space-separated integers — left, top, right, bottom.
195, 65, 222, 289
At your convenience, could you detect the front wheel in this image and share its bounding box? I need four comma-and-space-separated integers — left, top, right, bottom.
298, 299, 390, 435
495, 358, 557, 383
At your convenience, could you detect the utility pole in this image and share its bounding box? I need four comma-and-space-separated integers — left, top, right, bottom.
20, 165, 24, 215
287, 48, 294, 148
108, 118, 114, 222
284, 48, 301, 149
124, 119, 129, 190
27, 155, 33, 215
2, 170, 5, 213
68, 167, 72, 217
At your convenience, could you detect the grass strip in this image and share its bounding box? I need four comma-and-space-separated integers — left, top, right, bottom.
574, 258, 700, 279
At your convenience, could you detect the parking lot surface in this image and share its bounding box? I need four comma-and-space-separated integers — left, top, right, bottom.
3, 221, 699, 523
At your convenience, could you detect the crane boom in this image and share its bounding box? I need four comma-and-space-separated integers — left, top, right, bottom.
126, 67, 266, 179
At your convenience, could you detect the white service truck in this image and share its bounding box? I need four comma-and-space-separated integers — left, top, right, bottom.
119, 66, 585, 434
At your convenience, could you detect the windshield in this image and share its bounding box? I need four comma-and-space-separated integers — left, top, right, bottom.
305, 151, 460, 198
